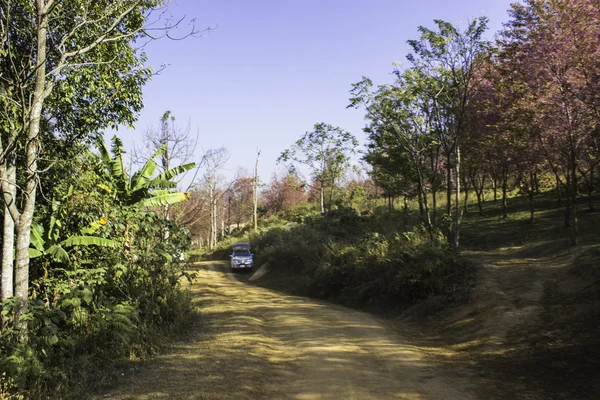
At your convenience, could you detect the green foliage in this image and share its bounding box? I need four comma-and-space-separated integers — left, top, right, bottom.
94, 136, 195, 207
278, 123, 359, 212
28, 195, 118, 264
211, 207, 475, 310
0, 141, 197, 399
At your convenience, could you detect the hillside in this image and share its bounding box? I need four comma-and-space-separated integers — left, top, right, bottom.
234, 192, 600, 399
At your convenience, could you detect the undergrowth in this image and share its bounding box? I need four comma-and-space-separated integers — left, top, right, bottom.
0, 214, 199, 399
207, 207, 475, 312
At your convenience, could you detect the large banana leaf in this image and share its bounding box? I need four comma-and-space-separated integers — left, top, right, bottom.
138, 191, 191, 207
95, 137, 114, 172
150, 162, 196, 186
95, 137, 123, 196
109, 136, 129, 197
30, 224, 45, 252
28, 233, 118, 263
46, 245, 70, 263
28, 248, 43, 259
131, 145, 165, 192
62, 236, 119, 248
144, 179, 177, 189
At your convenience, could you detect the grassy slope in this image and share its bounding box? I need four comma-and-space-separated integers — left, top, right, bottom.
202, 190, 600, 398
239, 191, 600, 399
423, 192, 600, 400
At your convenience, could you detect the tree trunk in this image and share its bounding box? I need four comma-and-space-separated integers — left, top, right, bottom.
493, 176, 497, 202
502, 171, 508, 219
588, 165, 595, 212
431, 189, 437, 226
446, 160, 452, 215
529, 172, 535, 223
472, 175, 484, 217
327, 178, 336, 214
1, 158, 16, 301
476, 190, 483, 216
417, 167, 432, 239
14, 1, 50, 309
417, 187, 424, 217
213, 198, 217, 247
481, 175, 486, 203
452, 145, 462, 249
227, 195, 232, 231
462, 174, 471, 216
253, 150, 260, 230
564, 172, 571, 228
570, 157, 578, 246
319, 185, 325, 213
209, 184, 216, 249
557, 174, 562, 207
221, 201, 226, 239
162, 145, 171, 222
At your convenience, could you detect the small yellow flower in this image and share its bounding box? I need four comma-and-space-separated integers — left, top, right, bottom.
99, 216, 108, 225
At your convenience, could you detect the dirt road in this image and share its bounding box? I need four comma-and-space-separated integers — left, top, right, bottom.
95, 261, 477, 400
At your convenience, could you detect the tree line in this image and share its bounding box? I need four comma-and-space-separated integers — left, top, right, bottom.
195, 0, 599, 250
347, 0, 600, 247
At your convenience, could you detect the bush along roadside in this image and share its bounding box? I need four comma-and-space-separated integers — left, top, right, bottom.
0, 141, 198, 400
209, 207, 477, 313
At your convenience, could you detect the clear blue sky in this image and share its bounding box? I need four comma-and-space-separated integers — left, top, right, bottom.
114, 0, 516, 184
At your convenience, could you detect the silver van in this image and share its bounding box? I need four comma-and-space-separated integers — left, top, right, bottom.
230, 242, 254, 271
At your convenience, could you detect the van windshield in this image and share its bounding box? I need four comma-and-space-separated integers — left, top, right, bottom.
233, 250, 251, 257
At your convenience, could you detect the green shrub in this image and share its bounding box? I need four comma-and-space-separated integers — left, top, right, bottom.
0, 211, 197, 399
210, 211, 476, 312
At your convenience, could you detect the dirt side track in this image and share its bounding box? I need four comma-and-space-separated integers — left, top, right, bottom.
94, 261, 480, 400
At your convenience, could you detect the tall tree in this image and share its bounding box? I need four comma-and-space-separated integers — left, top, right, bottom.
349, 72, 443, 236
0, 0, 157, 305
263, 172, 307, 214
253, 149, 261, 231
0, 0, 202, 306
197, 147, 230, 249
279, 123, 358, 213
499, 0, 600, 244
406, 17, 490, 248
132, 111, 198, 176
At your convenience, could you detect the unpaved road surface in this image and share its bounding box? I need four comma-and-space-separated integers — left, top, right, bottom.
96, 261, 477, 400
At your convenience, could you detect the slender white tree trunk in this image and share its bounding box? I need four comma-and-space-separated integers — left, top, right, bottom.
253, 149, 260, 231
221, 201, 225, 239
453, 145, 462, 249
14, 1, 49, 306
1, 159, 16, 301
209, 184, 215, 249
319, 186, 325, 213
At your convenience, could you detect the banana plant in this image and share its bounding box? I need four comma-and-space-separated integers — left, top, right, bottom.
95, 136, 195, 207
28, 197, 118, 264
